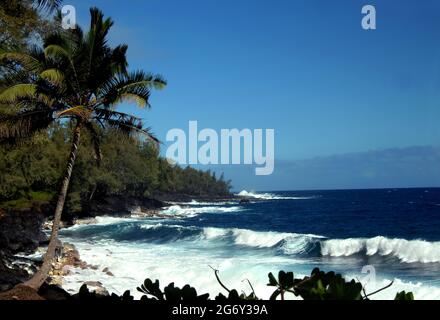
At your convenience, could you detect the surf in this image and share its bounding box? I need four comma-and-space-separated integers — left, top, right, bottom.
55, 189, 440, 300
321, 236, 440, 263
236, 190, 317, 200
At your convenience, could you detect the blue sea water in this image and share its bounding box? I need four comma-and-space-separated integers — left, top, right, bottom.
59, 188, 440, 300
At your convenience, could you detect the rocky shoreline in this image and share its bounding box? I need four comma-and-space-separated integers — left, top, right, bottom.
0, 193, 250, 295
47, 242, 113, 296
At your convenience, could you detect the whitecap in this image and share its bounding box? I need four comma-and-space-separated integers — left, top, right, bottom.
161, 205, 244, 218
236, 190, 317, 200
321, 236, 440, 264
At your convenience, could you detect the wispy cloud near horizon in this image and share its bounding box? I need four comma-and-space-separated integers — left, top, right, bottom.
203, 145, 440, 191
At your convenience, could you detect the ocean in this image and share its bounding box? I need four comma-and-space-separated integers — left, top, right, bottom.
58, 188, 440, 300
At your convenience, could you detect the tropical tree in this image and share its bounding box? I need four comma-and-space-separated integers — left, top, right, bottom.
0, 7, 166, 289
0, 0, 61, 51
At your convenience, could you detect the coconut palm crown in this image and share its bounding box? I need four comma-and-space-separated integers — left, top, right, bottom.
0, 7, 166, 289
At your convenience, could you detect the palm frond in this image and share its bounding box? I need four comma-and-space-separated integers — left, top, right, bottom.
44, 41, 82, 96
122, 71, 167, 91
93, 108, 159, 145
0, 69, 31, 89
57, 106, 92, 119
110, 45, 128, 75
99, 71, 166, 108
0, 110, 54, 140
112, 92, 151, 108
40, 68, 64, 87
107, 118, 159, 145
84, 121, 102, 166
0, 49, 45, 72
0, 83, 54, 107
86, 8, 114, 77
89, 7, 114, 38
94, 107, 141, 122
44, 44, 71, 60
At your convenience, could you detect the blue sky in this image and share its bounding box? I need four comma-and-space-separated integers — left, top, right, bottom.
71, 0, 440, 190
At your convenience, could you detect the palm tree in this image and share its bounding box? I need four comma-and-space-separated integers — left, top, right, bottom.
0, 7, 166, 290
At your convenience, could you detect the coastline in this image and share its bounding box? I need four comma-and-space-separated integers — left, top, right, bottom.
0, 192, 250, 294
2, 190, 440, 300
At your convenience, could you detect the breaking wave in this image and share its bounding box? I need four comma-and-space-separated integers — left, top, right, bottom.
202, 227, 322, 253
171, 200, 237, 206
57, 189, 440, 300
321, 236, 440, 263
161, 205, 245, 218
237, 190, 317, 200
62, 218, 440, 265
59, 218, 440, 300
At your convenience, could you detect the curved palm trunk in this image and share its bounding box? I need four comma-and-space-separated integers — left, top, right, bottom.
24, 123, 82, 290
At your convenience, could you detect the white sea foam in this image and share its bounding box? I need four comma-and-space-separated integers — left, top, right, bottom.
161, 205, 244, 218
64, 217, 440, 265
203, 227, 229, 239
172, 200, 237, 206
59, 234, 440, 300
237, 190, 316, 200
201, 227, 323, 255
94, 216, 139, 225
139, 223, 197, 231
58, 214, 440, 300
321, 236, 440, 263
231, 228, 322, 249
64, 216, 141, 231
59, 237, 296, 299
133, 222, 440, 265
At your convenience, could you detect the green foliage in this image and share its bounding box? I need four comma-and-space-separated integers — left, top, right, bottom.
137, 279, 209, 302
267, 268, 414, 301
267, 271, 295, 300
394, 291, 415, 301
71, 269, 415, 301
1, 191, 54, 209
29, 191, 54, 201
292, 268, 364, 300
1, 6, 230, 217
213, 268, 414, 301
0, 124, 232, 211
0, 0, 59, 52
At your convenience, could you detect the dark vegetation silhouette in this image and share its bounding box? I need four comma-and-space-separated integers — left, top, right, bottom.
68, 268, 415, 301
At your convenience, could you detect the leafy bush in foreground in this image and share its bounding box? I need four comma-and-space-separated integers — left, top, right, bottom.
137, 279, 209, 302
72, 268, 415, 301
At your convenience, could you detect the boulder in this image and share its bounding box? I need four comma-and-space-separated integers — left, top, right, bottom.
0, 284, 44, 300
0, 207, 47, 254
38, 283, 71, 300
